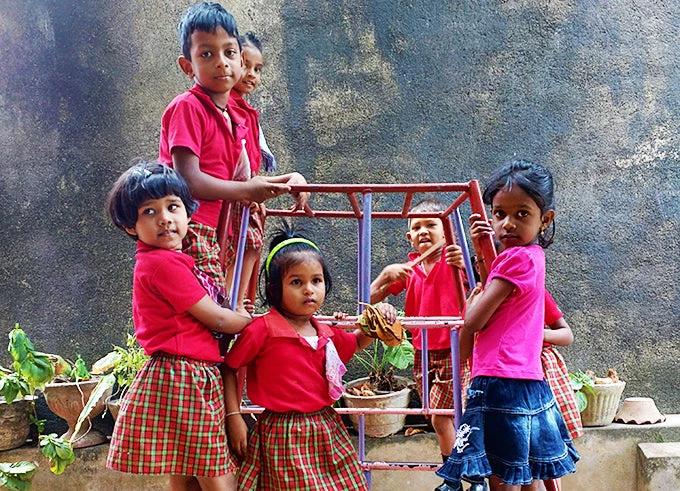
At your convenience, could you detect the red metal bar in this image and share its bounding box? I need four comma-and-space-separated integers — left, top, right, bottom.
401, 192, 414, 217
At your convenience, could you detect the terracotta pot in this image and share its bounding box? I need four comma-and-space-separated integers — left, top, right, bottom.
342, 376, 412, 437
43, 378, 112, 448
580, 381, 626, 427
106, 395, 121, 422
0, 396, 34, 451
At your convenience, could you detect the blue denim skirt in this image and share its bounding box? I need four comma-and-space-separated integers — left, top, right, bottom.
436, 376, 580, 485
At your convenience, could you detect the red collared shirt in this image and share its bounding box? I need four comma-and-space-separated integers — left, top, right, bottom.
159, 84, 251, 228
224, 308, 358, 412
228, 91, 261, 176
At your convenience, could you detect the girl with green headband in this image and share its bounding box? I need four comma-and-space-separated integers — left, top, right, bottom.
223, 225, 395, 490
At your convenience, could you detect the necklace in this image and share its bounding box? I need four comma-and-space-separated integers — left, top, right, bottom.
214, 101, 228, 114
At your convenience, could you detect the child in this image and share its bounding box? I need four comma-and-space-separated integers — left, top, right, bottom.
105, 162, 252, 491
437, 160, 579, 491
159, 2, 308, 293
369, 198, 467, 491
223, 225, 393, 490
224, 31, 276, 312
469, 216, 584, 443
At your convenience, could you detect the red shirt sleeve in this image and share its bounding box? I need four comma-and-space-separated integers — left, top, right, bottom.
544, 290, 563, 326
223, 319, 267, 369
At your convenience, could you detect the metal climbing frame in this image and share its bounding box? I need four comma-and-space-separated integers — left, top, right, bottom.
228, 181, 558, 491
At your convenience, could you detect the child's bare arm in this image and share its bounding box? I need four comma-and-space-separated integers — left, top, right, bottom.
468, 213, 493, 283
223, 366, 248, 458
264, 172, 310, 210
187, 296, 252, 334
172, 148, 291, 203
544, 317, 574, 346
369, 263, 412, 303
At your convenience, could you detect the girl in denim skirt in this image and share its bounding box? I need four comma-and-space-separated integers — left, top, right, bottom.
437, 160, 580, 490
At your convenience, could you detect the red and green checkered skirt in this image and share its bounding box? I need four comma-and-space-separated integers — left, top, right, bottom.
414, 349, 455, 409
541, 345, 584, 440
106, 353, 232, 476
237, 407, 368, 490
183, 222, 227, 290
224, 202, 265, 267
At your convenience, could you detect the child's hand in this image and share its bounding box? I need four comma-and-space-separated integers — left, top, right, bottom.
247, 175, 291, 203
445, 244, 465, 269
374, 302, 397, 325
248, 201, 261, 214
287, 172, 311, 211
243, 298, 255, 316
226, 413, 248, 459
469, 213, 493, 246
333, 311, 349, 320
381, 263, 413, 284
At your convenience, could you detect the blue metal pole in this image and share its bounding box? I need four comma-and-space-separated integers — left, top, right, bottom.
229, 206, 250, 310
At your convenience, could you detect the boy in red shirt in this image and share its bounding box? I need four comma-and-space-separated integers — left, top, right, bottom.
370, 198, 466, 491
159, 2, 308, 291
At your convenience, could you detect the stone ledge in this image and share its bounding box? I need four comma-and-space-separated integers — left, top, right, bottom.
637, 442, 680, 491
1, 415, 679, 490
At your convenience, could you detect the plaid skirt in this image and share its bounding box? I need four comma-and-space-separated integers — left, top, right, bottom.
414, 349, 458, 409
106, 353, 231, 476
183, 222, 227, 290
238, 407, 368, 490
224, 202, 265, 267
541, 345, 584, 440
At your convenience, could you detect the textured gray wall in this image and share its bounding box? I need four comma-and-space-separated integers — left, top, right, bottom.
1, 1, 678, 413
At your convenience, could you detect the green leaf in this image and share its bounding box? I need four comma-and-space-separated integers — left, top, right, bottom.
39, 434, 75, 475
382, 338, 415, 370
71, 356, 91, 381
71, 374, 115, 442
575, 391, 588, 413
91, 351, 121, 375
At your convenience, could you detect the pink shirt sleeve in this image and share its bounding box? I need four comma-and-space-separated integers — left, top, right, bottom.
488, 247, 539, 296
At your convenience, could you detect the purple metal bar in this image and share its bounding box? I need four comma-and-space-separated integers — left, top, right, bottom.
420, 329, 430, 410
452, 209, 476, 292
229, 206, 250, 310
360, 193, 372, 305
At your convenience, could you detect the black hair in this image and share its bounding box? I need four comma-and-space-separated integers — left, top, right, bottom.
178, 2, 240, 59
482, 159, 556, 248
106, 161, 198, 239
240, 31, 263, 54
261, 221, 332, 310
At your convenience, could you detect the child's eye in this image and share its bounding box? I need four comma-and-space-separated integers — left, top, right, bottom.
517, 210, 529, 218
312, 278, 324, 284
226, 49, 238, 58
493, 210, 505, 219
141, 208, 155, 216
200, 51, 212, 58
290, 279, 302, 285
168, 204, 179, 212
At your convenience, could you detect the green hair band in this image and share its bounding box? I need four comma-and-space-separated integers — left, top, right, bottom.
265, 238, 320, 275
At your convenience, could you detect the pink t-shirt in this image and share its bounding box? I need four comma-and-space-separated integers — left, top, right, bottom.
159, 85, 250, 228
471, 244, 546, 380
131, 242, 221, 363
224, 308, 358, 412
387, 252, 464, 350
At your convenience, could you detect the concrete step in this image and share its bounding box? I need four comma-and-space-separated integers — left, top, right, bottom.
637, 442, 680, 491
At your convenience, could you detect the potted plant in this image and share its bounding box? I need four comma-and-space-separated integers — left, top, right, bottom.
570, 368, 625, 427
90, 333, 149, 421
342, 336, 415, 438
0, 325, 76, 489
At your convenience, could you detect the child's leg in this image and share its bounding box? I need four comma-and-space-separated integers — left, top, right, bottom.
235, 247, 260, 311
196, 474, 236, 491
431, 414, 456, 455
489, 475, 524, 491
169, 475, 202, 491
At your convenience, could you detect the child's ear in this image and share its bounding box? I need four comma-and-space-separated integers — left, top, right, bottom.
178, 56, 194, 78
124, 226, 138, 238
405, 231, 413, 243
541, 210, 555, 230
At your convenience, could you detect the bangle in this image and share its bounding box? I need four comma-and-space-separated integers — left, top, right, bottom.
226, 411, 241, 418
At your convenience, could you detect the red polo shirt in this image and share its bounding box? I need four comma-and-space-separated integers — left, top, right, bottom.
159, 84, 251, 228
228, 91, 261, 176
387, 252, 464, 351
224, 308, 358, 412
131, 242, 221, 362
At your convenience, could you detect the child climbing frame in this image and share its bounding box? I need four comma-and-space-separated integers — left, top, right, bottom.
229, 181, 498, 488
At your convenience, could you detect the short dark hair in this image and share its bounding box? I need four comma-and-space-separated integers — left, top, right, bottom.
178, 2, 240, 59
240, 31, 263, 53
261, 221, 332, 310
107, 161, 198, 239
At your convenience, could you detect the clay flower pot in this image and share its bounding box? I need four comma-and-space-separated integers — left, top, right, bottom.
342, 376, 412, 437
43, 378, 112, 448
0, 396, 34, 451
580, 381, 626, 427
614, 397, 666, 425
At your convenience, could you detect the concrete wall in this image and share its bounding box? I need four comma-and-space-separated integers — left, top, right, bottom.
1, 0, 678, 417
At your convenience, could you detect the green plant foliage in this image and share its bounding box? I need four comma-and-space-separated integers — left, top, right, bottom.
0, 371, 30, 404
91, 334, 148, 397
8, 327, 54, 390
0, 461, 38, 491
569, 370, 595, 413
38, 434, 75, 475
